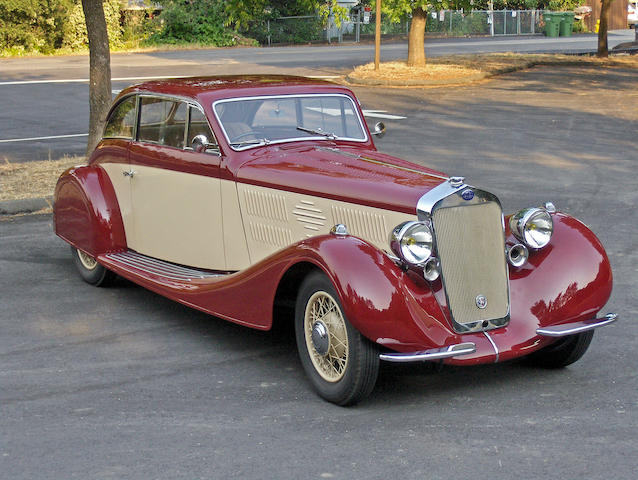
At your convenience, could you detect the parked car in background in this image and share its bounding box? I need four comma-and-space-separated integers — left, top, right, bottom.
53, 76, 617, 405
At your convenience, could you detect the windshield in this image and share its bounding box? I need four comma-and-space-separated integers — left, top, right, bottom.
213, 94, 367, 150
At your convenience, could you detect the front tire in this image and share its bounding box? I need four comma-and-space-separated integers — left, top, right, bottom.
295, 271, 379, 405
71, 246, 115, 287
524, 331, 594, 368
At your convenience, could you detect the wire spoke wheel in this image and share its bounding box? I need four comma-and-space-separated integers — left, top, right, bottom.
295, 271, 379, 405
76, 249, 98, 270
304, 291, 349, 382
71, 246, 115, 287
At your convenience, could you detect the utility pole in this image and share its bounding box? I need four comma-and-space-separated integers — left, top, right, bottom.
374, 0, 381, 70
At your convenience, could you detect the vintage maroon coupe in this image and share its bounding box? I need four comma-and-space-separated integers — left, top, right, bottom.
53, 75, 616, 405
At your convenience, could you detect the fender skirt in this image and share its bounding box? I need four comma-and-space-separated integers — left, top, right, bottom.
53, 165, 127, 256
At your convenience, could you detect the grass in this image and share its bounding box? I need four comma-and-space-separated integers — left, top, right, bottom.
0, 157, 84, 202
347, 53, 638, 85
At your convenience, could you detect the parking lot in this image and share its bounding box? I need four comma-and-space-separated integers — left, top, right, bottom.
1, 64, 637, 479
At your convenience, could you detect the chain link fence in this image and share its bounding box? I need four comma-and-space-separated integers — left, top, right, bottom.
255, 10, 547, 46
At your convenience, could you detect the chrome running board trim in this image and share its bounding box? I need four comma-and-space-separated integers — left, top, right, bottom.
536, 313, 618, 337
379, 342, 476, 363
104, 251, 224, 282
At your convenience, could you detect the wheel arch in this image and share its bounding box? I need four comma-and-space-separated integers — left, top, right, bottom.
272, 261, 323, 331
53, 165, 127, 257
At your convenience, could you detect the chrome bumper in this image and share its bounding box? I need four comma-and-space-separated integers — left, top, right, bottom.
379, 342, 476, 363
536, 313, 618, 337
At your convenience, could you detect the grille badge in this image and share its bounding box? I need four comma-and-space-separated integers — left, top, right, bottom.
461, 189, 475, 201
476, 294, 488, 309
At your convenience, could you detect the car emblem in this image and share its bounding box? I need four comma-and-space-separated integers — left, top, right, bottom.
461, 189, 475, 201
475, 294, 488, 309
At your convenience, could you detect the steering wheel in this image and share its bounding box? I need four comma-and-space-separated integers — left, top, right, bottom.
231, 130, 259, 142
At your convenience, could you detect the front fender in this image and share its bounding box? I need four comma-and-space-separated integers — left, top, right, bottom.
53, 165, 126, 256
275, 235, 457, 351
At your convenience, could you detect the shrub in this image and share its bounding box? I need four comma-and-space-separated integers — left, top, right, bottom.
147, 0, 237, 46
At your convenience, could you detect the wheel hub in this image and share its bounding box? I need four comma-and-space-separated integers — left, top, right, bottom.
311, 320, 330, 356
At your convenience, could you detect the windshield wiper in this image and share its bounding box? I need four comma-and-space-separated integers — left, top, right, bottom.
296, 126, 338, 140
229, 138, 270, 148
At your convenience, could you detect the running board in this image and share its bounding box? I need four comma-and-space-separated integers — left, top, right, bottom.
102, 251, 225, 282
379, 342, 476, 363
536, 313, 618, 337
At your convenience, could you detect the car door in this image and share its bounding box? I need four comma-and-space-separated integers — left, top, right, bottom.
127, 96, 225, 270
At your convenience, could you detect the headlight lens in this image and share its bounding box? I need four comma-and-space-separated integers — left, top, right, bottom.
509, 208, 553, 249
390, 221, 433, 266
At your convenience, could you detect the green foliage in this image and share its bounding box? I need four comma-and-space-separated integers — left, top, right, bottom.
63, 0, 123, 50
147, 0, 237, 46
318, 0, 349, 28
223, 0, 323, 45
546, 0, 583, 11
224, 0, 318, 30
0, 0, 125, 55
0, 0, 72, 53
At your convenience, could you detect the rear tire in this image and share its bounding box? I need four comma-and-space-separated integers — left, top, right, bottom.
295, 271, 379, 406
524, 331, 594, 368
71, 246, 115, 287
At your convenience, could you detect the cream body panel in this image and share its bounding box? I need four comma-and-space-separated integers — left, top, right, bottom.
127, 164, 225, 270
237, 183, 415, 265
100, 163, 134, 240
220, 180, 250, 270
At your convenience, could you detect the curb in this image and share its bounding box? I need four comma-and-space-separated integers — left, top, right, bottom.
0, 196, 53, 215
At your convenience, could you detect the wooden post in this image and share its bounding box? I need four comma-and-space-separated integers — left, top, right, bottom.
374, 0, 381, 70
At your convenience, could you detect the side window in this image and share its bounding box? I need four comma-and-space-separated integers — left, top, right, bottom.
138, 97, 187, 148
188, 107, 217, 150
104, 96, 136, 139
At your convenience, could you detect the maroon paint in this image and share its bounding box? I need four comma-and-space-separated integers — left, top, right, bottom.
94, 213, 611, 365
54, 162, 127, 256
54, 76, 614, 367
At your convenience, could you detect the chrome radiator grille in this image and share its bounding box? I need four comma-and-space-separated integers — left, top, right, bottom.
432, 201, 509, 331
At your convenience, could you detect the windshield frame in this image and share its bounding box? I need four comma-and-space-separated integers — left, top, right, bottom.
212, 93, 369, 151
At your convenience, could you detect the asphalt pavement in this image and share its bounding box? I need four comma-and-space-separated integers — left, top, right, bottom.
1, 63, 637, 479
0, 30, 635, 161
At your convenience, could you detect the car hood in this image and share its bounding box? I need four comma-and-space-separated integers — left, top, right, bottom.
234, 144, 448, 215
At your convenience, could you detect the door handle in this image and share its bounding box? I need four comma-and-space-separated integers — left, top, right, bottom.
123, 170, 136, 177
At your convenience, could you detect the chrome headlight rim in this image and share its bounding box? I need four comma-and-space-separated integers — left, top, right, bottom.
389, 221, 434, 267
510, 207, 553, 250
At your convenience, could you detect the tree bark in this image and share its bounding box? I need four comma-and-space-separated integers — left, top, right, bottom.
82, 0, 112, 156
407, 7, 426, 67
597, 0, 613, 58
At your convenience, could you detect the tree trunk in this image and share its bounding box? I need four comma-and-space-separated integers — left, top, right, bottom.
82, 0, 112, 156
407, 7, 426, 67
597, 0, 613, 58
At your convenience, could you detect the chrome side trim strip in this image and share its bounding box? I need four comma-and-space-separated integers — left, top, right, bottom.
483, 331, 499, 363
536, 313, 618, 337
379, 342, 476, 363
104, 251, 224, 281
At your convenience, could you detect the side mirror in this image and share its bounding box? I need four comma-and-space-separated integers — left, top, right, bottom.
371, 122, 386, 138
191, 134, 210, 153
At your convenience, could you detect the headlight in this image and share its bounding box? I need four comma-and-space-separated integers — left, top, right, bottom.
389, 221, 433, 266
509, 207, 553, 249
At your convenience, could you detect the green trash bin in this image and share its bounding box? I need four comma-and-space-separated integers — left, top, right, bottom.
543, 13, 560, 38
559, 12, 575, 37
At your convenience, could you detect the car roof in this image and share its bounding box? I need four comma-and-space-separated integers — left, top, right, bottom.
118, 75, 354, 106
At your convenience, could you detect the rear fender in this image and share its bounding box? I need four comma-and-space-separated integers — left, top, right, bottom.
53, 165, 126, 256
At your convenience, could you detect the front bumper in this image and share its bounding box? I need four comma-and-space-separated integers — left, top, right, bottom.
379, 342, 476, 363
379, 313, 618, 363
536, 313, 618, 337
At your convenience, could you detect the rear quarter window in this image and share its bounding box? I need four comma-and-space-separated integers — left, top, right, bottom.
104, 96, 137, 139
